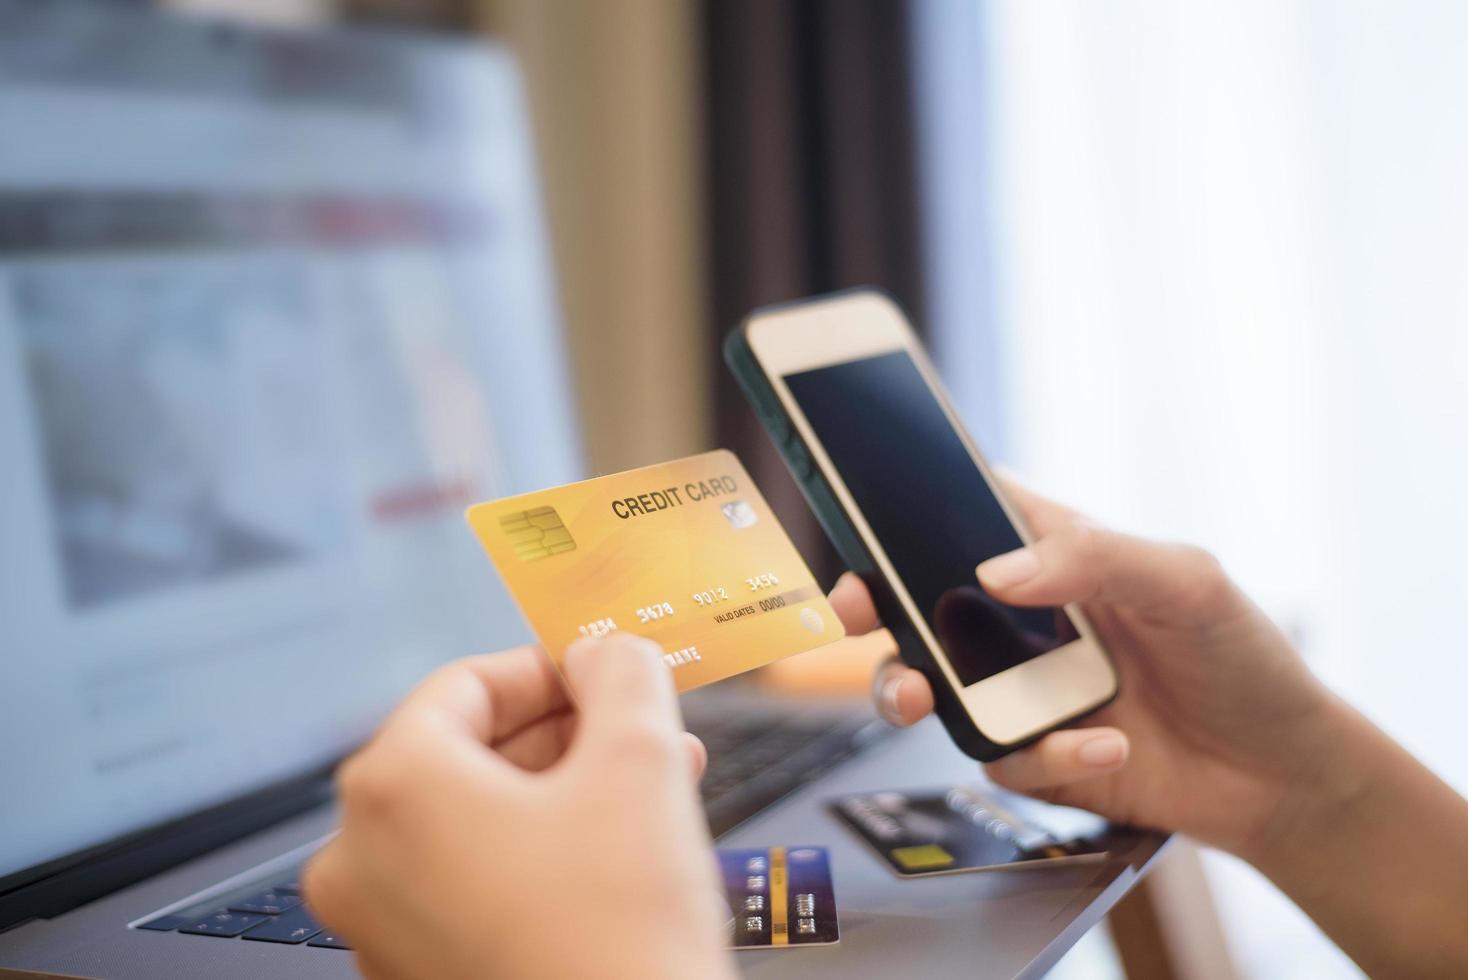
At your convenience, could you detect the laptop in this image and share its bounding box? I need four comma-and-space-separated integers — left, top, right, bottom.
0, 4, 887, 976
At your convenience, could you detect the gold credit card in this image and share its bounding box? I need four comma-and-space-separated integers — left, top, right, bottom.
466, 449, 844, 691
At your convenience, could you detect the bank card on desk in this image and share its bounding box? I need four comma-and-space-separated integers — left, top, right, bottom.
718, 846, 839, 948
831, 785, 1110, 878
465, 450, 844, 692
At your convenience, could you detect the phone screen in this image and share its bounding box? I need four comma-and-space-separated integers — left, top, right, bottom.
785, 350, 1079, 686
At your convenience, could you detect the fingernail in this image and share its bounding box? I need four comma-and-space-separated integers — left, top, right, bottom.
977, 548, 1041, 590
880, 676, 904, 722
1077, 733, 1127, 768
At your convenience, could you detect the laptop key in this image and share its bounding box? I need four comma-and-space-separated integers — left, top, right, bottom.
229, 889, 302, 915
136, 913, 193, 932
242, 905, 323, 945
308, 932, 352, 950
180, 910, 269, 938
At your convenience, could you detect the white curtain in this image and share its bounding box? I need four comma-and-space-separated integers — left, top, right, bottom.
918, 2, 1468, 976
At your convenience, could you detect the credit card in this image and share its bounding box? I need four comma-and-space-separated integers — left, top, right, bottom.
717, 846, 839, 948
465, 449, 844, 692
829, 785, 1110, 878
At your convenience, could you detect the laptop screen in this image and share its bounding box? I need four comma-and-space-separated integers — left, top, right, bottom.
0, 1, 581, 886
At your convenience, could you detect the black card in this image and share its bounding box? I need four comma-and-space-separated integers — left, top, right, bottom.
829, 785, 1109, 877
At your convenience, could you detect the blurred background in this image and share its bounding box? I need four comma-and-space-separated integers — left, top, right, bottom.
9, 0, 1468, 976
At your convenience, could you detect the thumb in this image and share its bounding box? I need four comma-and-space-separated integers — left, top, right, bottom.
977, 521, 1235, 622
561, 633, 687, 769
983, 727, 1131, 796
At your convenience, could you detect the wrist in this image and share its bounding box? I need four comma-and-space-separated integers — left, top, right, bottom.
1231, 693, 1384, 877
604, 893, 736, 980
599, 936, 734, 980
1223, 691, 1468, 977
658, 948, 737, 980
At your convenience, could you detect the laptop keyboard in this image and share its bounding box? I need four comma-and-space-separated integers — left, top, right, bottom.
690, 705, 889, 838
136, 876, 347, 949
136, 704, 888, 951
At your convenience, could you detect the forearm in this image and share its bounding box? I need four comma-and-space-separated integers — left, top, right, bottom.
1238, 697, 1468, 978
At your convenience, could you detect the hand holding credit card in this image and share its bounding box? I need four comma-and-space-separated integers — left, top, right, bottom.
466, 450, 845, 691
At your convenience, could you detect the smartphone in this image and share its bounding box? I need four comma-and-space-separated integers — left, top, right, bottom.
724, 289, 1118, 761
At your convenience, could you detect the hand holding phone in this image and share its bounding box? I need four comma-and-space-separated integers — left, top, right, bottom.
726, 290, 1118, 760
835, 476, 1348, 867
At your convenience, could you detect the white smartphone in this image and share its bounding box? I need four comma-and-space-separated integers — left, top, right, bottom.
725, 289, 1117, 761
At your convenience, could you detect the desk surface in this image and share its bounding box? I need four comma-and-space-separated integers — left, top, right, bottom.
721, 718, 1168, 979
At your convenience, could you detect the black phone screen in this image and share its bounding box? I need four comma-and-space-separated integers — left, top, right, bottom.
785, 350, 1078, 686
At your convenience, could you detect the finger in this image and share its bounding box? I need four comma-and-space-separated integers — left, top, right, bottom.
561, 633, 684, 749
354, 951, 416, 980
497, 713, 708, 778
473, 646, 571, 739
976, 522, 1233, 620
384, 645, 569, 747
493, 710, 577, 771
983, 727, 1130, 793
306, 838, 438, 979
682, 732, 708, 781
990, 470, 1083, 537
300, 837, 344, 921
829, 572, 881, 635
303, 839, 377, 948
870, 659, 935, 727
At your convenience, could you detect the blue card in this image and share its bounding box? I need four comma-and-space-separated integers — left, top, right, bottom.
717, 846, 839, 948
